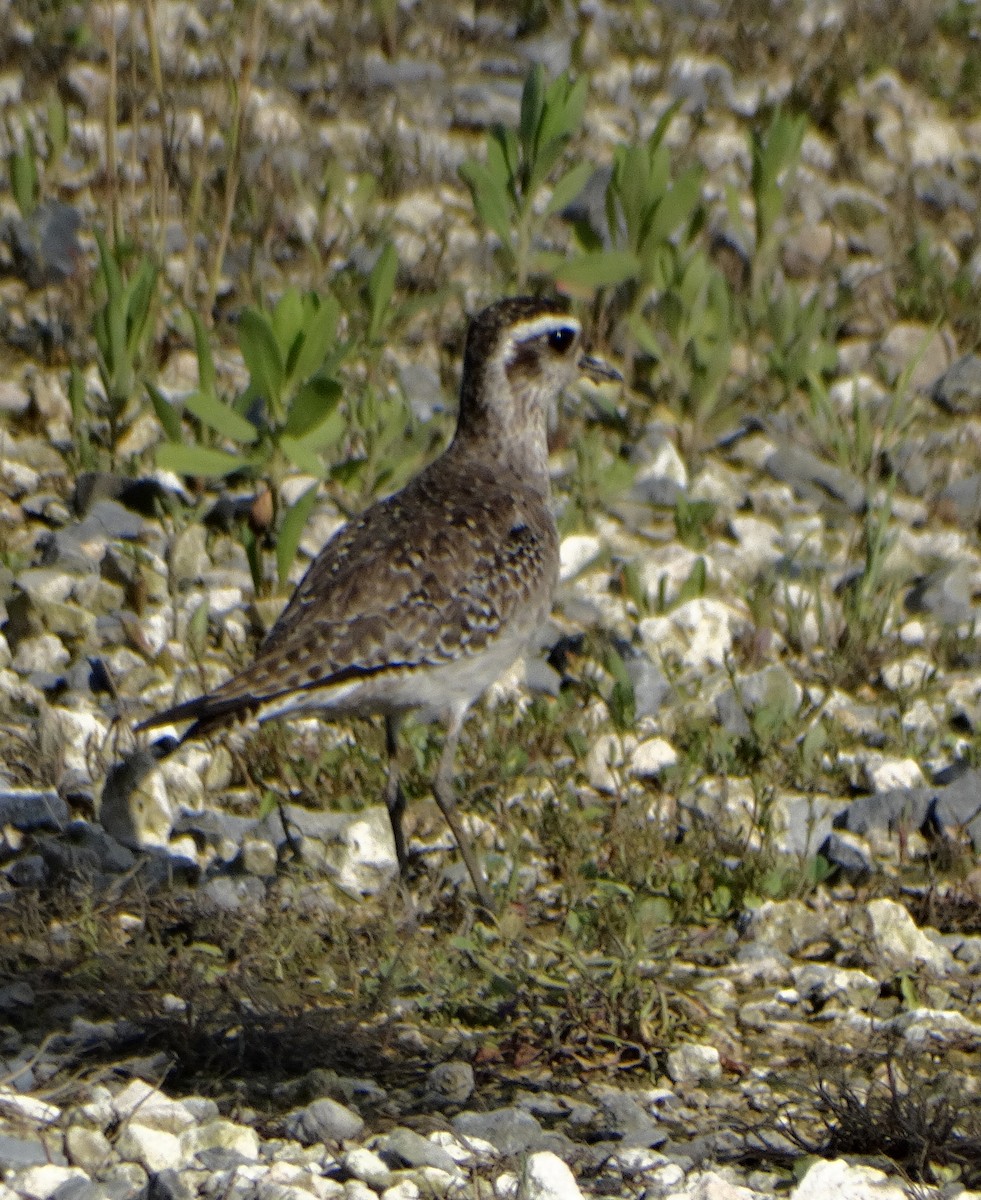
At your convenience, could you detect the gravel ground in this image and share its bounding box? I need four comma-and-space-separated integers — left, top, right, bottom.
0, 2, 980, 1198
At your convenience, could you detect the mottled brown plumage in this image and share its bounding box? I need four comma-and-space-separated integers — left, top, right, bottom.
137, 296, 620, 908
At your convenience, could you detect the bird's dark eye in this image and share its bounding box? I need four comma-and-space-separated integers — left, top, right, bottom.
548, 327, 576, 354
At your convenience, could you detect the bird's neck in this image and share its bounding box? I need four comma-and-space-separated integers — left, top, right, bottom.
451, 365, 552, 497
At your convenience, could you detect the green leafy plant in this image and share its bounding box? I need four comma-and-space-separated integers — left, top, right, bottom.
6, 118, 38, 219
558, 113, 735, 440
459, 64, 591, 287
151, 287, 346, 589
90, 231, 160, 462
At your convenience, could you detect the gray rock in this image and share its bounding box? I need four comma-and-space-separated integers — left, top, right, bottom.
764, 445, 866, 513
931, 352, 981, 414
938, 471, 981, 526
453, 1106, 545, 1157
0, 788, 68, 832
904, 563, 974, 626
38, 500, 145, 571
379, 1127, 459, 1174
741, 900, 828, 956
145, 1170, 196, 1200
594, 1088, 666, 1149
818, 831, 874, 880
283, 1096, 365, 1145
199, 875, 267, 913
38, 822, 137, 879
425, 1060, 475, 1106
0, 1132, 50, 1168
665, 1044, 722, 1087
4, 855, 48, 887
835, 787, 932, 839
866, 898, 955, 973
624, 652, 670, 720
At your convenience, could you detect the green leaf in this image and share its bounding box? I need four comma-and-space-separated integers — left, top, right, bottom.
367, 242, 398, 342
184, 388, 259, 444
187, 598, 210, 659
649, 164, 703, 247
9, 135, 37, 217
146, 382, 183, 442
519, 63, 545, 158
459, 159, 512, 245
157, 442, 250, 478
276, 483, 319, 586
239, 307, 284, 409
284, 375, 343, 439
189, 309, 216, 397
553, 249, 639, 289
290, 293, 340, 385
280, 431, 333, 474
544, 161, 593, 217
271, 287, 304, 359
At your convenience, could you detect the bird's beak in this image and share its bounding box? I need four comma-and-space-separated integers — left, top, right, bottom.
578, 353, 622, 384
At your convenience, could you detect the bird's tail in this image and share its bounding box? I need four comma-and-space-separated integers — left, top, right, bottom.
134, 686, 259, 742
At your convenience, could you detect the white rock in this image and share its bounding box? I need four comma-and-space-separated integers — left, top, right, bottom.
791, 1157, 908, 1200
342, 1147, 393, 1189
112, 1079, 195, 1133
180, 1117, 259, 1162
866, 898, 955, 973
636, 544, 712, 608
64, 1124, 111, 1173
159, 757, 206, 810
559, 534, 602, 581
429, 1129, 489, 1165
115, 1122, 182, 1172
639, 599, 747, 671
8, 1165, 88, 1199
0, 1088, 60, 1123
46, 706, 109, 774
629, 737, 678, 778
12, 634, 69, 674
518, 1151, 584, 1200
666, 1042, 722, 1086
346, 1180, 381, 1200
586, 732, 633, 794
327, 807, 400, 895
728, 516, 782, 573
0, 457, 39, 497
672, 1169, 762, 1199
635, 436, 688, 488
496, 1173, 519, 1200
885, 1007, 981, 1047
382, 1182, 421, 1200
880, 655, 935, 692
863, 756, 925, 792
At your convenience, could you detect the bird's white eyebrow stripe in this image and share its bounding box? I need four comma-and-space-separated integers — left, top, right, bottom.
508, 315, 581, 344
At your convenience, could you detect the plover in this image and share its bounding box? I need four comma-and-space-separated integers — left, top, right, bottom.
137, 296, 620, 909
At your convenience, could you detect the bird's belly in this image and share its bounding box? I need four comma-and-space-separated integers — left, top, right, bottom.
255, 620, 538, 726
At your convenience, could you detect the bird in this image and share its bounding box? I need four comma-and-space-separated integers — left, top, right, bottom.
136, 295, 621, 909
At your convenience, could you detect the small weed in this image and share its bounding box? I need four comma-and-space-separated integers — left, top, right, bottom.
778, 1046, 981, 1187
82, 232, 160, 465
459, 64, 591, 288
151, 290, 346, 592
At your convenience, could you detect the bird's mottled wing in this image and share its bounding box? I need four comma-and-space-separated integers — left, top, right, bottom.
138, 460, 557, 731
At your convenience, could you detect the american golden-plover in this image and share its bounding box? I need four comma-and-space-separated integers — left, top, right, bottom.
137, 296, 621, 909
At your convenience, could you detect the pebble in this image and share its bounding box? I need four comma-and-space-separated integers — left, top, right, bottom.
284, 1098, 365, 1145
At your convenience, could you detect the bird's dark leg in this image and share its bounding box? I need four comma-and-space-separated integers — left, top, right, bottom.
432, 707, 494, 912
384, 714, 409, 872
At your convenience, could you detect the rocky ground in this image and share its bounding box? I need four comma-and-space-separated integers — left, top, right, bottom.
0, 1, 980, 1198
